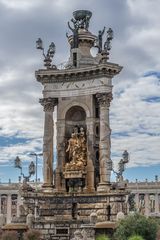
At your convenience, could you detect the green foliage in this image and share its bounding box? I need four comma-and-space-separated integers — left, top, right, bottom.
0, 231, 19, 240
114, 213, 158, 240
23, 229, 41, 240
96, 234, 110, 240
128, 235, 144, 240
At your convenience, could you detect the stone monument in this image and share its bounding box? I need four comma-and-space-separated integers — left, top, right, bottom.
21, 10, 129, 240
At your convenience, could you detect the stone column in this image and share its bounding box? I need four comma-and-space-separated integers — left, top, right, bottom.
85, 118, 95, 193
145, 193, 150, 216
155, 194, 159, 213
0, 194, 1, 214
40, 97, 58, 189
17, 193, 22, 217
96, 93, 112, 192
135, 193, 139, 211
56, 120, 66, 192
7, 194, 11, 223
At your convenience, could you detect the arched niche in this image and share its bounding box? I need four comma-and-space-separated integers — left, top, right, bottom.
65, 105, 86, 138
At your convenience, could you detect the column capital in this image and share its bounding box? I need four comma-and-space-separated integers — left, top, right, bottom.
39, 97, 58, 112
96, 92, 112, 107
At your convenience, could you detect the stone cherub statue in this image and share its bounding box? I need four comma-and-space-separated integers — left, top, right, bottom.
113, 150, 129, 182
65, 126, 87, 171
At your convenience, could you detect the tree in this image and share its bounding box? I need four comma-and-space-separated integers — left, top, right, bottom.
96, 234, 110, 240
128, 235, 144, 240
114, 213, 158, 240
0, 231, 18, 240
23, 229, 41, 240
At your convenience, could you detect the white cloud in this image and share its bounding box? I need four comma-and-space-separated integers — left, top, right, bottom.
0, 0, 43, 10
111, 75, 160, 168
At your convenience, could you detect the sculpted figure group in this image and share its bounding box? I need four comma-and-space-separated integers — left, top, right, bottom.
65, 127, 87, 171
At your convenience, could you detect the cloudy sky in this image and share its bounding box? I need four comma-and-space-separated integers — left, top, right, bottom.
0, 0, 160, 183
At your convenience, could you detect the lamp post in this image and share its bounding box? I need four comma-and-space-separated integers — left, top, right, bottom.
36, 38, 56, 69
14, 156, 35, 182
29, 153, 43, 183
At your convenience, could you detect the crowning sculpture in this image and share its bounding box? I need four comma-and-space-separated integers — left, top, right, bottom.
18, 10, 130, 240
67, 10, 92, 49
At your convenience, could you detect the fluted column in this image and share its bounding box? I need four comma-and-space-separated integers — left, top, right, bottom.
7, 194, 11, 223
85, 118, 95, 192
96, 93, 112, 192
155, 193, 159, 213
145, 193, 150, 216
56, 120, 66, 192
0, 194, 1, 214
135, 193, 139, 211
17, 193, 22, 217
155, 194, 159, 213
40, 97, 58, 188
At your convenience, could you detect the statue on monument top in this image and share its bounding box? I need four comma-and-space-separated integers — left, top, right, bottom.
95, 26, 106, 53
67, 10, 92, 49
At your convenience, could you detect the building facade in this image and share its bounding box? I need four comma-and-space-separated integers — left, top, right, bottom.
128, 180, 160, 217
1, 180, 160, 225
0, 183, 22, 224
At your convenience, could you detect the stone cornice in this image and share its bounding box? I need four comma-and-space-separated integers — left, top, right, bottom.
35, 63, 123, 84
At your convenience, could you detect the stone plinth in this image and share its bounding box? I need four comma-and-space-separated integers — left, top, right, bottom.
64, 170, 86, 179
2, 223, 28, 230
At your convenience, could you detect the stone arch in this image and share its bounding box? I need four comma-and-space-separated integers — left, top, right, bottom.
61, 101, 90, 119
64, 104, 88, 169
65, 105, 87, 138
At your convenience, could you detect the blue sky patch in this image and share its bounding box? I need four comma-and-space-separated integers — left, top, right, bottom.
112, 132, 130, 138
143, 71, 160, 78
123, 164, 160, 182
0, 135, 30, 147
142, 96, 160, 103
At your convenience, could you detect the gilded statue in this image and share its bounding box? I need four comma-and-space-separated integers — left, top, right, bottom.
65, 127, 87, 171
66, 132, 78, 161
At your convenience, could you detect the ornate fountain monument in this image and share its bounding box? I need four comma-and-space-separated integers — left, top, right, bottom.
21, 10, 129, 240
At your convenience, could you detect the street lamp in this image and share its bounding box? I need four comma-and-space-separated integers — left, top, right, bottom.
104, 27, 114, 52
29, 153, 43, 183
14, 156, 35, 182
99, 27, 114, 63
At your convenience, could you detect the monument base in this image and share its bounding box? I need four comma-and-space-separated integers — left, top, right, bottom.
42, 183, 53, 192
97, 182, 111, 193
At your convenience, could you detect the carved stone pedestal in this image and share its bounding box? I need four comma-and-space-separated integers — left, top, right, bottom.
64, 170, 86, 193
